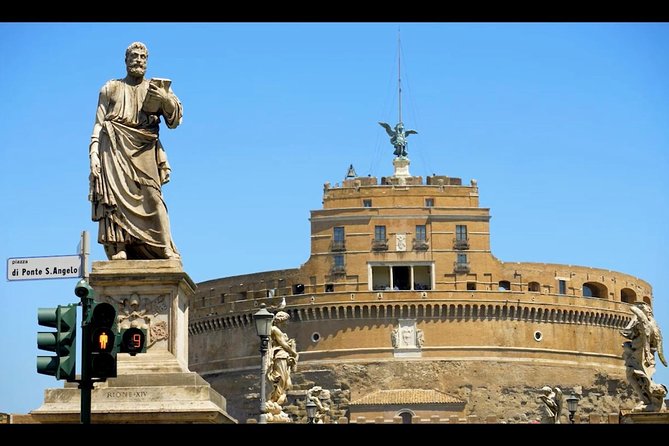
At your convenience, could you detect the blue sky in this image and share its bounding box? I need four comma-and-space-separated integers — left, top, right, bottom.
1, 23, 668, 415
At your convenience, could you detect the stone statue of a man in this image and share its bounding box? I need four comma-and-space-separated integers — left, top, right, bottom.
89, 42, 183, 260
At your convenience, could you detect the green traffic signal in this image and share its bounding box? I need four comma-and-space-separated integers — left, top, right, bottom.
36, 304, 77, 381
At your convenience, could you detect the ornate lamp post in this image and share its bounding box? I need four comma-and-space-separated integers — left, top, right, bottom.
306, 399, 318, 424
253, 303, 274, 424
565, 394, 579, 424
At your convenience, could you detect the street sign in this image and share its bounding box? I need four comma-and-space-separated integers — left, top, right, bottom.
7, 255, 83, 281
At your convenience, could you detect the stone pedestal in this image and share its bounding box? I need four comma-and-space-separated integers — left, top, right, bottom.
619, 409, 669, 424
31, 260, 236, 424
392, 157, 411, 183
88, 259, 192, 372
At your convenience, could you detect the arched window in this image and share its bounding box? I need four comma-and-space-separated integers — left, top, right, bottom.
620, 288, 636, 304
498, 280, 511, 291
528, 282, 540, 292
398, 410, 413, 424
583, 282, 608, 299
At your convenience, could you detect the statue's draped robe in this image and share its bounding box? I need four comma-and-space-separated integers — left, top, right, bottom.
267, 328, 296, 406
89, 78, 182, 259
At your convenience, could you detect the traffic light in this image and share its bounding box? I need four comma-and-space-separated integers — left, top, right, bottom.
88, 301, 118, 378
36, 304, 77, 381
120, 327, 147, 355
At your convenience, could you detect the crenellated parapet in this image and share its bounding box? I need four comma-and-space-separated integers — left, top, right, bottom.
191, 291, 632, 335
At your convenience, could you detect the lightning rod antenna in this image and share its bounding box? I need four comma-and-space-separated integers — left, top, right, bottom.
398, 26, 402, 124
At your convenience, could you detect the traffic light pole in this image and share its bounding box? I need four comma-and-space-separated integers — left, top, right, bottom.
79, 292, 93, 424
76, 232, 93, 424
81, 230, 90, 282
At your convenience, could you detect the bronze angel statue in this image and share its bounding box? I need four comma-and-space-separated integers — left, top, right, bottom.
379, 121, 417, 157
620, 302, 668, 411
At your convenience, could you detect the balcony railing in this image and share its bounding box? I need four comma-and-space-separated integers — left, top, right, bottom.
331, 240, 346, 252
454, 261, 470, 274
413, 238, 429, 251
371, 239, 388, 251
453, 237, 470, 250
332, 265, 346, 275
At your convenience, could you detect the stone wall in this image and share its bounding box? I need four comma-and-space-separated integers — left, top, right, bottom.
203, 359, 636, 424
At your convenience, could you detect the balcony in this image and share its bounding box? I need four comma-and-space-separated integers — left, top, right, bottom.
453, 237, 470, 250
331, 265, 346, 275
371, 239, 388, 251
331, 240, 346, 252
454, 261, 470, 274
413, 238, 429, 251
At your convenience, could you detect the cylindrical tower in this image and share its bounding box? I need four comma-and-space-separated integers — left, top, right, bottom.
189, 166, 648, 423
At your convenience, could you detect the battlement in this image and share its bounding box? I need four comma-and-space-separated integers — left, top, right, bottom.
322, 175, 479, 210
329, 174, 470, 190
